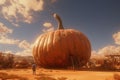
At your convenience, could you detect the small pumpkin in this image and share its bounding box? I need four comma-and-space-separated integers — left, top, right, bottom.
33, 13, 91, 68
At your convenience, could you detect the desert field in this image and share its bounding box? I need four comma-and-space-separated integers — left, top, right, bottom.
0, 68, 119, 80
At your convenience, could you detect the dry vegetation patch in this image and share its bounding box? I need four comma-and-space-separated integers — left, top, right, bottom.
114, 73, 120, 80
0, 72, 28, 80
106, 73, 120, 80
35, 72, 67, 80
35, 76, 67, 80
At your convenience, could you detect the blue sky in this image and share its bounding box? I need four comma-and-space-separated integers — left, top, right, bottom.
0, 0, 120, 56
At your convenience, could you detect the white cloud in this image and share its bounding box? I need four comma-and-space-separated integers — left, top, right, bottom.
91, 45, 120, 59
97, 45, 120, 55
11, 23, 19, 27
0, 0, 44, 23
43, 22, 52, 28
18, 40, 31, 49
91, 50, 104, 59
0, 22, 12, 34
113, 32, 120, 45
4, 50, 14, 54
15, 49, 32, 56
16, 40, 33, 56
0, 0, 6, 5
0, 22, 32, 56
0, 35, 19, 44
91, 31, 120, 59
42, 22, 54, 32
1, 40, 33, 56
0, 22, 19, 44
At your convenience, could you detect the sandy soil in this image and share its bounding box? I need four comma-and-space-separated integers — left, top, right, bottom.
0, 68, 119, 80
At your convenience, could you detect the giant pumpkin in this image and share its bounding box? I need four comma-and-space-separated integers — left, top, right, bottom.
33, 13, 91, 68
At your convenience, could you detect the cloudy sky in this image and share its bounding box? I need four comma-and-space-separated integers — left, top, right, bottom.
0, 0, 120, 56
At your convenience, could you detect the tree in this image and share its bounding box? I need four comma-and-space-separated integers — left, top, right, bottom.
2, 53, 14, 68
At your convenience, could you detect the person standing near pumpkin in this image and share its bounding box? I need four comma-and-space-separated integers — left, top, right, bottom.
32, 63, 36, 75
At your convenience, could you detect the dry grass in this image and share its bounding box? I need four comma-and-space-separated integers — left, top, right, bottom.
35, 76, 67, 80
0, 72, 28, 80
114, 73, 120, 80
106, 73, 120, 80
0, 69, 118, 80
35, 76, 56, 80
35, 73, 67, 80
57, 77, 67, 80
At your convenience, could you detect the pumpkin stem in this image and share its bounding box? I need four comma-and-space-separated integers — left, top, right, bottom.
53, 13, 64, 29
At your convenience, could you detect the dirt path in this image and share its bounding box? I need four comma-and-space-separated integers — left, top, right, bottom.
0, 68, 119, 80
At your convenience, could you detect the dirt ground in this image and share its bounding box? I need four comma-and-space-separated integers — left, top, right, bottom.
0, 68, 119, 80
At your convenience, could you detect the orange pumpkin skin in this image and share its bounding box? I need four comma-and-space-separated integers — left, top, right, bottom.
33, 29, 91, 68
